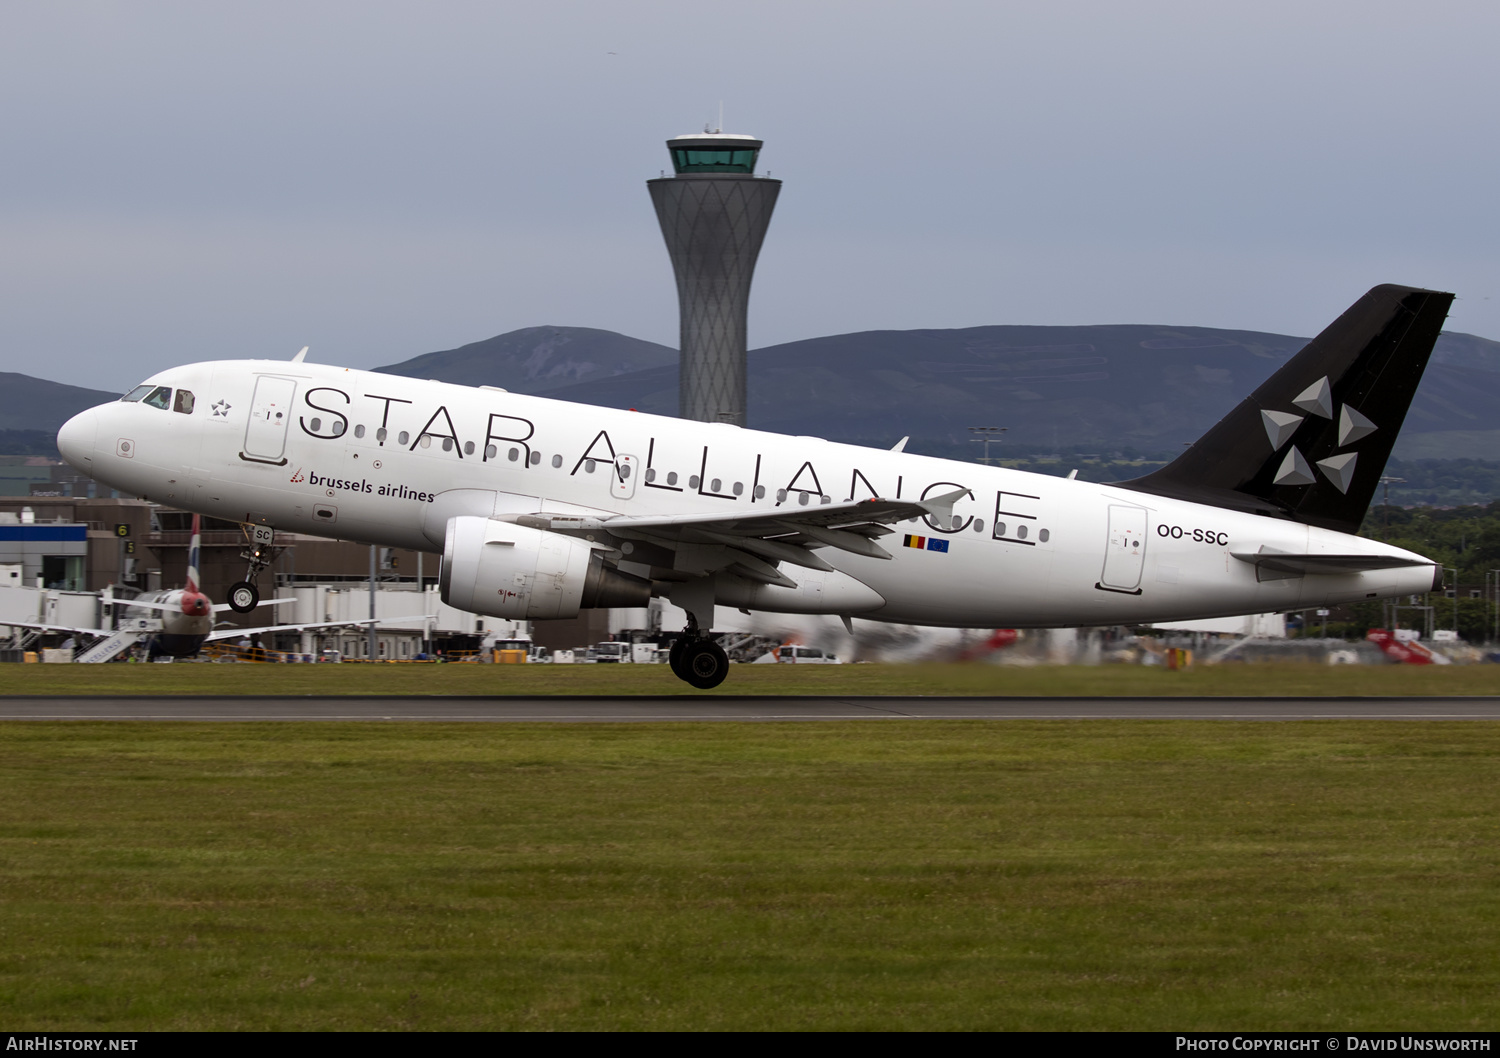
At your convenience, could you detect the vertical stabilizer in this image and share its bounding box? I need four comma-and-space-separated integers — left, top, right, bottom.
187, 513, 201, 595
1117, 284, 1454, 533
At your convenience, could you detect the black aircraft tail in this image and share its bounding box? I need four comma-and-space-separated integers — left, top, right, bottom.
1117, 284, 1454, 534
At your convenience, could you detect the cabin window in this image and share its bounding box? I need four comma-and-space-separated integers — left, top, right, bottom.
710, 478, 721, 492
619, 463, 631, 479
689, 475, 700, 489
309, 418, 322, 432
645, 468, 656, 483
376, 428, 387, 442
776, 489, 787, 502
667, 471, 678, 486
420, 435, 431, 449
798, 492, 809, 506
733, 482, 743, 496
463, 441, 474, 455
995, 522, 1006, 536
142, 386, 172, 411
331, 420, 343, 436
485, 445, 497, 459
398, 431, 410, 445
551, 454, 563, 468
973, 519, 985, 533
585, 459, 597, 473
508, 448, 519, 462
1038, 528, 1050, 543
529, 451, 541, 465
120, 385, 153, 402
1016, 525, 1028, 540
173, 390, 194, 414
441, 437, 453, 452
354, 424, 366, 438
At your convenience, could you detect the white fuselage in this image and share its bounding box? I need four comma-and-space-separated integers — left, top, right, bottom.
58, 360, 1438, 628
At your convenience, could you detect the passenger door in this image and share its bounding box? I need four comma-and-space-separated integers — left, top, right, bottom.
1098, 504, 1147, 594
242, 376, 298, 464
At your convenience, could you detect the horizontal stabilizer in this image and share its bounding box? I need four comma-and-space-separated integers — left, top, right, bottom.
1230, 548, 1434, 576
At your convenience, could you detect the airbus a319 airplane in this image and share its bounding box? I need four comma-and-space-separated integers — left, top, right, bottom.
56, 284, 1450, 687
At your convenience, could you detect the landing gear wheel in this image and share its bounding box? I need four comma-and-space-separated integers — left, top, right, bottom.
681, 639, 730, 690
228, 581, 259, 614
668, 635, 688, 678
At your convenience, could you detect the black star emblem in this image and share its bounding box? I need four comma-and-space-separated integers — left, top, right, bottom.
212, 400, 231, 417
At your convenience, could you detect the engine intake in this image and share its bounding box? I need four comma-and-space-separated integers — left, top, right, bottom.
440, 516, 650, 619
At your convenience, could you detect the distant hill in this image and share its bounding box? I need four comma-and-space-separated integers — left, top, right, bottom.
530, 327, 1500, 460
372, 326, 676, 394
0, 373, 117, 433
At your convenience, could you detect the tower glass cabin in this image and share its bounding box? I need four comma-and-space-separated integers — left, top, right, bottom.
648, 132, 781, 426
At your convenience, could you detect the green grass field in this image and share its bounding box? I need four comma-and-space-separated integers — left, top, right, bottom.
2, 660, 1499, 697
2, 720, 1499, 1030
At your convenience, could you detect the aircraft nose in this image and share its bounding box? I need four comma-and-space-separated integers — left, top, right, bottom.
56, 408, 99, 470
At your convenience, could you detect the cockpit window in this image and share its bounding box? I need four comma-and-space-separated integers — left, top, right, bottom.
173, 390, 195, 414
141, 386, 172, 410
120, 385, 153, 403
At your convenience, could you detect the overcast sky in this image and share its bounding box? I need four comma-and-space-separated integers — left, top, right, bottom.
3, 1, 1498, 392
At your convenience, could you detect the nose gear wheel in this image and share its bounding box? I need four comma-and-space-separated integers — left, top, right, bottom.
227, 581, 260, 614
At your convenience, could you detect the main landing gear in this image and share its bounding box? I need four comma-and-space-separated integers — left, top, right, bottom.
668, 616, 730, 690
229, 521, 282, 614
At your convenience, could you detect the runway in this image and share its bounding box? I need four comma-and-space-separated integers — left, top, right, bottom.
1, 695, 1499, 720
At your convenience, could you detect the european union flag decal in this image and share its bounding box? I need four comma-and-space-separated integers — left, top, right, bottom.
926, 539, 949, 553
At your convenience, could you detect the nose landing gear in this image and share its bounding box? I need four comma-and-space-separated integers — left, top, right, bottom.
229, 521, 282, 614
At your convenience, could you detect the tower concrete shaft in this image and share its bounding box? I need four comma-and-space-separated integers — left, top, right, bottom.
648, 133, 780, 426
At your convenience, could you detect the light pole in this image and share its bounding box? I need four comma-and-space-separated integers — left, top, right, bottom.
1378, 476, 1405, 539
1489, 569, 1500, 644
368, 544, 377, 661
1444, 566, 1458, 637
969, 426, 1007, 466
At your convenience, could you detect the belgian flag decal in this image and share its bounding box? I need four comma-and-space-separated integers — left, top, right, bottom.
903, 534, 950, 553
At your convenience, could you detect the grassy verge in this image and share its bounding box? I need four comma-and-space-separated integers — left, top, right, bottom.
0, 661, 1497, 696
1, 721, 1498, 1029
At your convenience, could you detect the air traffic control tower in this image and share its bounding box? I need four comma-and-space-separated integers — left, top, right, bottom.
648, 131, 781, 426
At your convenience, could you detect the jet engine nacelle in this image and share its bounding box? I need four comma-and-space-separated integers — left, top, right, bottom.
440, 516, 650, 620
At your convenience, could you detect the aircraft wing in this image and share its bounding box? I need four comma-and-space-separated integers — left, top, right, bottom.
204, 615, 429, 641
118, 597, 297, 614
210, 598, 298, 614
523, 490, 971, 577
0, 619, 117, 637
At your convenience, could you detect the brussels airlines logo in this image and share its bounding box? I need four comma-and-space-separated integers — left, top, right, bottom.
295, 467, 435, 503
